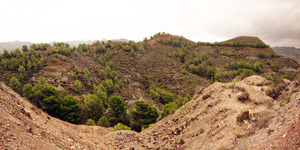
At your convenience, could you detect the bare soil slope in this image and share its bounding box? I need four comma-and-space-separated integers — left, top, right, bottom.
0, 82, 111, 150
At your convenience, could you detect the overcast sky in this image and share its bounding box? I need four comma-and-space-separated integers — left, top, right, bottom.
0, 0, 299, 47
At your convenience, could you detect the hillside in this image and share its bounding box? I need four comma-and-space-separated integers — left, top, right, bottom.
1, 76, 299, 149
272, 46, 300, 61
0, 33, 299, 130
106, 75, 300, 149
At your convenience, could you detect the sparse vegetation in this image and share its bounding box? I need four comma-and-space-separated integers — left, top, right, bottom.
265, 83, 285, 99
150, 85, 174, 104
112, 123, 131, 131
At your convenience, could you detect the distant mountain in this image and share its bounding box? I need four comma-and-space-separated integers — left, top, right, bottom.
0, 39, 129, 53
50, 40, 94, 47
0, 41, 33, 53
272, 46, 300, 61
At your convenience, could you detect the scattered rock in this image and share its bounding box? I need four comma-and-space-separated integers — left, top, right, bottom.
237, 110, 249, 122
237, 92, 250, 102
179, 139, 185, 145
243, 75, 269, 86
283, 79, 291, 85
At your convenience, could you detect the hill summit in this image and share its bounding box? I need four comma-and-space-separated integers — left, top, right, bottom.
224, 36, 265, 44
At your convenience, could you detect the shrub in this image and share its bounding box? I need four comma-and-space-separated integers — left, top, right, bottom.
108, 96, 127, 126
86, 119, 96, 126
41, 96, 59, 116
270, 51, 280, 57
82, 94, 104, 121
113, 123, 131, 131
182, 68, 187, 75
97, 116, 110, 127
161, 102, 178, 118
150, 85, 174, 104
266, 83, 285, 99
60, 95, 82, 124
129, 100, 159, 132
23, 84, 33, 99
22, 45, 28, 52
9, 77, 20, 92
74, 80, 82, 93
62, 56, 67, 61
214, 73, 222, 82
257, 52, 266, 59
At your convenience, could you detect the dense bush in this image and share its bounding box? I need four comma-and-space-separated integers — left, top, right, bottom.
229, 61, 264, 73
60, 95, 82, 124
0, 48, 45, 74
22, 45, 29, 52
129, 100, 159, 132
97, 116, 110, 127
270, 51, 280, 58
93, 44, 106, 54
150, 85, 174, 104
82, 94, 104, 121
9, 77, 20, 92
74, 80, 82, 93
161, 102, 178, 118
189, 62, 216, 78
257, 52, 267, 59
197, 41, 269, 48
86, 119, 96, 126
108, 96, 127, 126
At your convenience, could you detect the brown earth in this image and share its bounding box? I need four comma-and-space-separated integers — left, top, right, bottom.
1, 75, 299, 149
